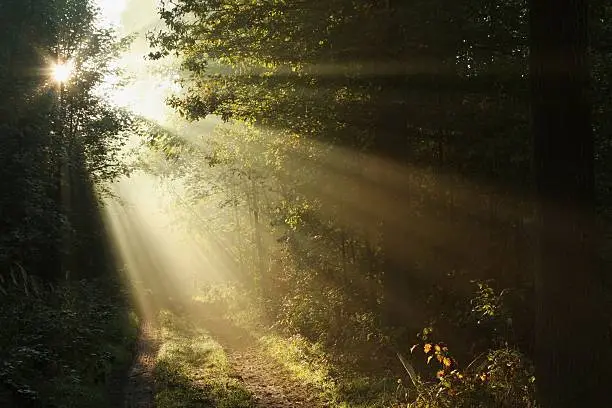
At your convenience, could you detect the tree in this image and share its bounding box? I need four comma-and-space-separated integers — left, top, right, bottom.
530, 0, 612, 405
0, 0, 134, 280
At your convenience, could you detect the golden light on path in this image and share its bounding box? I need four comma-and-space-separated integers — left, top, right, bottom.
51, 60, 74, 83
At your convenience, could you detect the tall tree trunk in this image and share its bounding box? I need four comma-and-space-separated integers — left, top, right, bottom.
248, 176, 266, 289
530, 0, 611, 406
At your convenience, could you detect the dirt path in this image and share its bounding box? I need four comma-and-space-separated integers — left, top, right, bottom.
230, 347, 325, 407
199, 315, 327, 408
120, 313, 326, 408
123, 321, 160, 408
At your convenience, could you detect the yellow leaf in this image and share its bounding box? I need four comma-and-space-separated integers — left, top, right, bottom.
434, 344, 441, 352
443, 357, 452, 367
427, 355, 433, 364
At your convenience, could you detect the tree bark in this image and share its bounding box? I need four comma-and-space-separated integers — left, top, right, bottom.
530, 0, 611, 406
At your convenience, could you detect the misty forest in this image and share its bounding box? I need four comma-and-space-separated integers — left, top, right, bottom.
1, 0, 611, 407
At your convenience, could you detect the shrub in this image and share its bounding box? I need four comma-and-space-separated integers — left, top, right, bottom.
0, 270, 138, 407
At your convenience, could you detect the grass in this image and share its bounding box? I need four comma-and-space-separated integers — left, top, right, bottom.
153, 309, 254, 408
189, 283, 406, 407
260, 333, 403, 407
0, 272, 139, 407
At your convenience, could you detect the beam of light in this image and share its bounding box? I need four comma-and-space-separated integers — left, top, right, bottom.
101, 171, 241, 321
99, 71, 533, 358
173, 120, 536, 313
92, 0, 229, 321
106, 69, 186, 123
97, 0, 127, 27
51, 60, 75, 83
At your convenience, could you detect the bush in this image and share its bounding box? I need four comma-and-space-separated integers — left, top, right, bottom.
404, 345, 536, 408
399, 282, 537, 407
0, 270, 138, 407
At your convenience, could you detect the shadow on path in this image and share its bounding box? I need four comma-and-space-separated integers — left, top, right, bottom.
123, 320, 160, 408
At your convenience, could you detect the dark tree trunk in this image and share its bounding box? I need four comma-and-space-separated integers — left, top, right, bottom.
530, 0, 611, 406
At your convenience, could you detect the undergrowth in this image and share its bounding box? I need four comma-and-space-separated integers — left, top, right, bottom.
394, 282, 538, 407
0, 268, 138, 407
399, 342, 536, 407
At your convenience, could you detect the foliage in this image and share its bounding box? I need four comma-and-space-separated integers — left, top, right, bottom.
0, 0, 136, 279
146, 0, 612, 406
0, 270, 138, 407
147, 0, 536, 350
391, 281, 536, 407
405, 345, 536, 408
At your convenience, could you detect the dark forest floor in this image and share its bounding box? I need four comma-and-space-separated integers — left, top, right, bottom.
123, 321, 160, 408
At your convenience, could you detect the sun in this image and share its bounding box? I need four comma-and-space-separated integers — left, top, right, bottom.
51, 61, 74, 83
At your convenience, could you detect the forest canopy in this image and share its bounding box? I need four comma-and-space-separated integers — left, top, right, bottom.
1, 0, 611, 407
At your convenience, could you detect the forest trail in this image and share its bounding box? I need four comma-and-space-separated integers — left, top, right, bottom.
122, 312, 327, 408
228, 347, 325, 408
123, 320, 159, 408
199, 315, 327, 408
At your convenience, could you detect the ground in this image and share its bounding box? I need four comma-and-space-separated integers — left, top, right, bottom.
124, 320, 159, 408
121, 306, 329, 408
